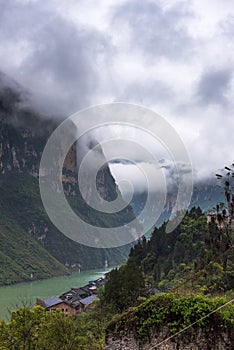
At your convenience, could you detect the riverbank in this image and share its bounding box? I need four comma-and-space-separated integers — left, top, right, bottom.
0, 267, 112, 321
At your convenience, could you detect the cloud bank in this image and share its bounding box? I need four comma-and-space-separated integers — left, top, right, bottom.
0, 0, 233, 187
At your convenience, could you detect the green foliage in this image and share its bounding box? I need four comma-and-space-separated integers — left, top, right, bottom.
0, 306, 80, 349
0, 171, 132, 285
0, 214, 69, 286
101, 258, 146, 313
129, 207, 234, 294
74, 304, 113, 349
107, 293, 234, 343
0, 304, 113, 350
0, 111, 137, 285
1, 171, 131, 260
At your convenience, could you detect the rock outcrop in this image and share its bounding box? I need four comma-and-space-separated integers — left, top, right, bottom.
0, 75, 137, 284
105, 294, 234, 350
106, 324, 233, 350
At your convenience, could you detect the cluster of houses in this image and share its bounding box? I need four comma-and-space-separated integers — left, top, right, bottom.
36, 272, 110, 317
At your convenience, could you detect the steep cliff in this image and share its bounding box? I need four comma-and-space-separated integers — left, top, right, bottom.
0, 77, 137, 284
105, 294, 234, 350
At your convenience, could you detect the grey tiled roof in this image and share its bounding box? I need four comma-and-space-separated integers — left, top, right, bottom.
44, 297, 63, 308
80, 294, 98, 306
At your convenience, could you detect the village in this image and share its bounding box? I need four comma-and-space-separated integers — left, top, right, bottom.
36, 272, 110, 317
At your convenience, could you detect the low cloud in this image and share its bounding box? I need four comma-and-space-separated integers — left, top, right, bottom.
0, 0, 112, 117
0, 0, 234, 186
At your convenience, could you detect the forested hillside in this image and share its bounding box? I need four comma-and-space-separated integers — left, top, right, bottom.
101, 206, 234, 349
1, 206, 233, 349
0, 79, 136, 285
129, 207, 233, 294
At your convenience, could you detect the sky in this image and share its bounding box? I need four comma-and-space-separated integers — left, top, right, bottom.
0, 0, 234, 193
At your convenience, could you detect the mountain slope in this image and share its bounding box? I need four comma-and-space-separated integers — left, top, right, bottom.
0, 210, 68, 285
0, 75, 137, 285
130, 179, 225, 235
129, 207, 234, 293
0, 172, 131, 271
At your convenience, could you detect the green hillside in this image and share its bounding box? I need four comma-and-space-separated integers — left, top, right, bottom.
0, 83, 138, 286
129, 207, 234, 294
0, 170, 133, 286
0, 214, 68, 286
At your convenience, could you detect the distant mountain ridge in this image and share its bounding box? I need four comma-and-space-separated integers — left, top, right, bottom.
130, 177, 224, 234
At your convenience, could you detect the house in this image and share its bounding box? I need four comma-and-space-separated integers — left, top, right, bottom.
93, 277, 106, 288
79, 294, 98, 311
36, 272, 110, 316
36, 297, 81, 316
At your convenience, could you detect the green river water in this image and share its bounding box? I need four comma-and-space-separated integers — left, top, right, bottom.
0, 268, 111, 321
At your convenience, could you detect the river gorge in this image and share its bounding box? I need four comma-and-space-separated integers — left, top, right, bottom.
0, 267, 111, 320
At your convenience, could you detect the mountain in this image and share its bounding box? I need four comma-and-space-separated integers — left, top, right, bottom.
130, 177, 225, 236
0, 75, 137, 285
0, 212, 68, 285
103, 205, 233, 349
129, 206, 233, 293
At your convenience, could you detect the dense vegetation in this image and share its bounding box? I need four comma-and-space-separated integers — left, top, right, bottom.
107, 293, 234, 343
0, 207, 233, 349
97, 207, 234, 317
101, 207, 234, 346
0, 84, 137, 284
0, 171, 131, 286
0, 222, 68, 286
0, 293, 233, 349
129, 207, 234, 294
0, 192, 68, 285
0, 305, 112, 350
0, 81, 233, 348
101, 257, 146, 313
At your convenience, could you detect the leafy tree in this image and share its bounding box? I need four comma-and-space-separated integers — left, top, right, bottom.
0, 300, 117, 350
128, 207, 233, 294
101, 258, 146, 313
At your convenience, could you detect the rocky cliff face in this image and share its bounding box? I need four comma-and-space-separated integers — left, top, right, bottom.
0, 111, 117, 201
0, 77, 136, 279
0, 115, 118, 237
106, 324, 233, 350
105, 294, 234, 350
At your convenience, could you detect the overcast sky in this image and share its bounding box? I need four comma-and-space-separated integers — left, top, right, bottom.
0, 0, 234, 192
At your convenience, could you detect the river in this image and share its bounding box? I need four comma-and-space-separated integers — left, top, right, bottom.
0, 267, 112, 321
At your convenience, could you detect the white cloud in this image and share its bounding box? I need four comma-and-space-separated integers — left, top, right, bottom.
0, 0, 233, 186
